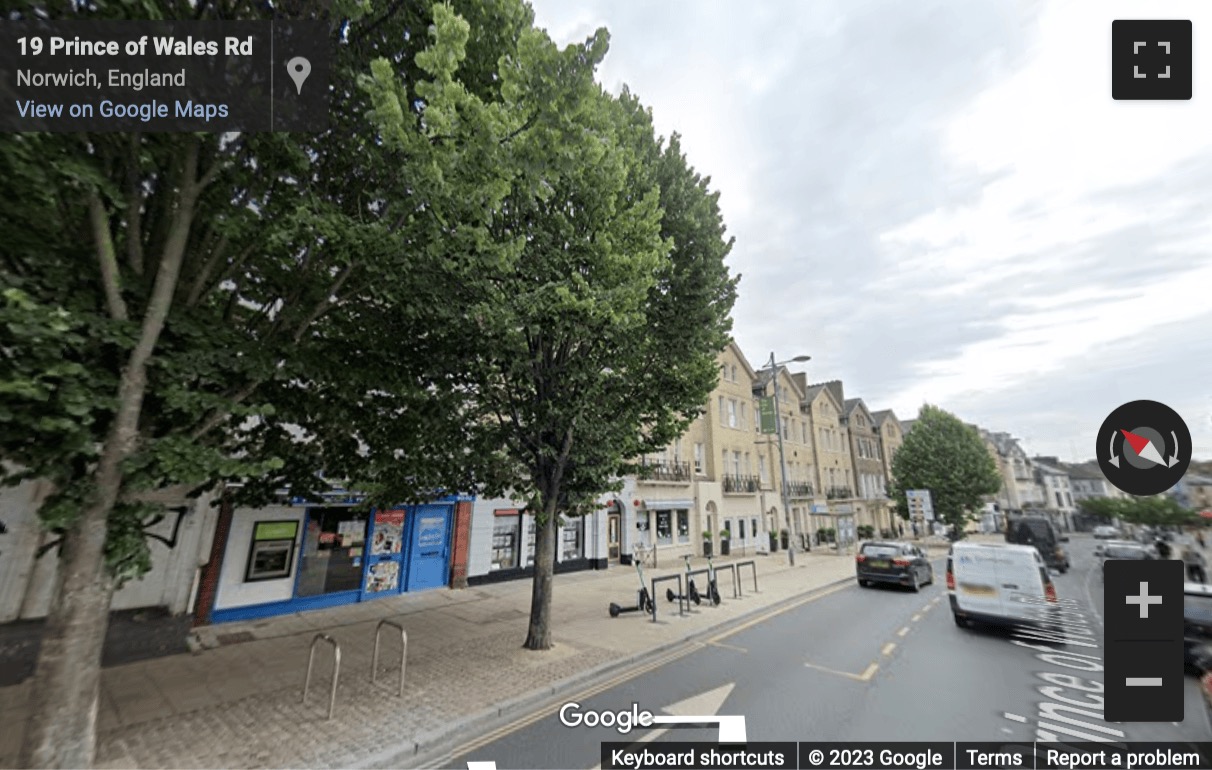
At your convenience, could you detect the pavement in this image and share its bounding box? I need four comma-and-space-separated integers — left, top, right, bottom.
0, 537, 968, 770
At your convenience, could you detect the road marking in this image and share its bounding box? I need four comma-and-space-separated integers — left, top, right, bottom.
897, 626, 910, 637
451, 580, 849, 762
804, 661, 878, 682
881, 642, 896, 656
708, 640, 748, 653
911, 613, 922, 622
1003, 712, 1028, 723
920, 603, 933, 613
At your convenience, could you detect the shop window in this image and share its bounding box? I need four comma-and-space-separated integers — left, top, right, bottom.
245, 520, 298, 582
676, 510, 689, 543
656, 510, 674, 545
561, 516, 584, 561
296, 507, 368, 597
492, 509, 521, 570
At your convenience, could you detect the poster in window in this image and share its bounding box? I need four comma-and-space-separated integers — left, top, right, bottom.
371, 509, 405, 555
246, 520, 298, 582
366, 560, 400, 593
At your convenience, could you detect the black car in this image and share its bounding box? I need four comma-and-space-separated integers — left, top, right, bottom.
1185, 583, 1212, 672
1006, 516, 1070, 573
856, 541, 934, 592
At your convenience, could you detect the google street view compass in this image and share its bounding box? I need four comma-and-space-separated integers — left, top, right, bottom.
1097, 400, 1191, 496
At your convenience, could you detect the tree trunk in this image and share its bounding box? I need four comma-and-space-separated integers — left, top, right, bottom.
523, 507, 557, 650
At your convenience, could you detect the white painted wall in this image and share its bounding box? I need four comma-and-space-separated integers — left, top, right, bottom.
213, 505, 306, 610
0, 476, 216, 622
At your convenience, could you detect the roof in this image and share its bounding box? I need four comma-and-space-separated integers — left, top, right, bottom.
870, 409, 899, 427
950, 542, 1039, 554
900, 419, 917, 433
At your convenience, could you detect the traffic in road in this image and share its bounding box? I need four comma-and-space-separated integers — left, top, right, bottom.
439, 534, 1211, 769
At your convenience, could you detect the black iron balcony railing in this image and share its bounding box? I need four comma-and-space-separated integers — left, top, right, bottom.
826, 486, 853, 500
722, 474, 761, 493
637, 458, 692, 483
786, 481, 815, 498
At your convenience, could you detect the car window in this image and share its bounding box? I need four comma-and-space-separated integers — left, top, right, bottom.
1105, 547, 1148, 559
861, 544, 899, 557
1185, 594, 1212, 624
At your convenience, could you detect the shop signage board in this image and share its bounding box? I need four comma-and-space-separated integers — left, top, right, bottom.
906, 489, 934, 520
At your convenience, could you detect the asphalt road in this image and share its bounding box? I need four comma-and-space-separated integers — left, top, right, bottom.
441, 535, 1212, 769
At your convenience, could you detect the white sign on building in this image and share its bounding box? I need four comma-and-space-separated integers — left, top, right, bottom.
906, 489, 934, 521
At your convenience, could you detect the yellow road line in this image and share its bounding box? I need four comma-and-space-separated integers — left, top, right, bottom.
804, 660, 879, 682
708, 640, 748, 653
881, 642, 896, 656
897, 626, 910, 637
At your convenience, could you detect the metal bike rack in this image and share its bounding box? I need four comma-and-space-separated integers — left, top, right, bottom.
372, 619, 408, 698
712, 562, 740, 599
302, 633, 341, 720
735, 560, 759, 594
650, 574, 685, 621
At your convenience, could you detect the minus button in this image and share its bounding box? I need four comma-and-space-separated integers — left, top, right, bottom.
1126, 677, 1163, 686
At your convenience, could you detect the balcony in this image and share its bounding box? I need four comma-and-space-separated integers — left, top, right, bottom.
826, 486, 853, 500
637, 458, 692, 483
722, 474, 761, 494
786, 481, 815, 498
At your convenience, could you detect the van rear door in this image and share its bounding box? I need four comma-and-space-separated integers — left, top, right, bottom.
953, 546, 1004, 618
997, 549, 1049, 621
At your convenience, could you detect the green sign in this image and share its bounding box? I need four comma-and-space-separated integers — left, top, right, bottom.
758, 396, 776, 434
254, 520, 299, 541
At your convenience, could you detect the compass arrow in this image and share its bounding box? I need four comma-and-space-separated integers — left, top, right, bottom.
1121, 429, 1166, 466
1168, 430, 1181, 467
1109, 431, 1120, 468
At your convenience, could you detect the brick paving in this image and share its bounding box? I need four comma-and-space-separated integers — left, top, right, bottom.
0, 540, 965, 769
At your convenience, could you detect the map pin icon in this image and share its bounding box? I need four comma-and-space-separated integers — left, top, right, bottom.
286, 56, 311, 95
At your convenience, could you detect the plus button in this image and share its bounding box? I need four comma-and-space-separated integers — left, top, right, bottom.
1126, 581, 1164, 619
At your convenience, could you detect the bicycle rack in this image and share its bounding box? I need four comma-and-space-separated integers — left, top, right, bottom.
686, 567, 713, 605
302, 633, 341, 720
650, 574, 685, 621
372, 619, 408, 698
735, 560, 759, 594
713, 562, 740, 598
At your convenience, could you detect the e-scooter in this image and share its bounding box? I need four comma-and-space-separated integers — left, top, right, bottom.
609, 558, 655, 617
703, 552, 722, 606
666, 554, 702, 605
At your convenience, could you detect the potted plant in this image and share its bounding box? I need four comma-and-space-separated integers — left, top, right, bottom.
780, 528, 790, 550
857, 525, 875, 540
719, 529, 731, 556
701, 530, 713, 558
768, 531, 778, 552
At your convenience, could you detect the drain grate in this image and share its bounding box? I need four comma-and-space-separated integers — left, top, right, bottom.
215, 631, 255, 645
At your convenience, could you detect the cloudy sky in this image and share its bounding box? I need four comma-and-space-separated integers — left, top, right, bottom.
527, 0, 1212, 463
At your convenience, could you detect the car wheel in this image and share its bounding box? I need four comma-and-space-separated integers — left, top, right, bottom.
911, 571, 921, 592
927, 567, 935, 586
857, 578, 867, 587
953, 613, 967, 627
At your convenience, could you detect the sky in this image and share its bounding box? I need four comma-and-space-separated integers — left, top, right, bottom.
525, 0, 1212, 463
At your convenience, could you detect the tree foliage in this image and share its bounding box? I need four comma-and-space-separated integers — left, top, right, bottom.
888, 405, 1001, 538
1078, 496, 1197, 528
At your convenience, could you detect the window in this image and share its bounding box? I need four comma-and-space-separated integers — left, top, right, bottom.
1055, 491, 1064, 507
744, 452, 751, 475
732, 451, 741, 475
724, 518, 733, 538
731, 365, 737, 382
719, 396, 726, 426
740, 402, 747, 430
694, 443, 704, 475
751, 518, 759, 541
677, 510, 689, 543
738, 519, 746, 540
728, 399, 738, 428
759, 457, 768, 485
656, 511, 674, 545
1065, 492, 1072, 508
801, 422, 807, 443
721, 450, 729, 476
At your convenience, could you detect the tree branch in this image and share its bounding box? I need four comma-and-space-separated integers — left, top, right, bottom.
88, 189, 128, 322
125, 133, 145, 277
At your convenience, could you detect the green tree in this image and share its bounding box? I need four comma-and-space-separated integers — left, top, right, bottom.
365, 18, 737, 650
889, 405, 1001, 539
1, 0, 527, 765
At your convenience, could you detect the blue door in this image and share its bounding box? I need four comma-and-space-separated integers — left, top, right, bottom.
361, 507, 407, 600
405, 504, 452, 591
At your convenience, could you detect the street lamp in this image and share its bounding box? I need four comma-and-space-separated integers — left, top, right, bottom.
763, 352, 811, 566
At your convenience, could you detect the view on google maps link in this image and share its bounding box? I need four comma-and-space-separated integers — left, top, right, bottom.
2, 0, 1212, 769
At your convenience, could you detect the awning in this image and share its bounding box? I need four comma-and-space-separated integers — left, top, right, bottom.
1200, 510, 1212, 519
639, 499, 694, 510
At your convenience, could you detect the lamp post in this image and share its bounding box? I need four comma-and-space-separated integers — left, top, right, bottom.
764, 352, 811, 566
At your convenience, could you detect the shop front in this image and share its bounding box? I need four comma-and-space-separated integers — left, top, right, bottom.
471, 504, 591, 584
208, 493, 465, 623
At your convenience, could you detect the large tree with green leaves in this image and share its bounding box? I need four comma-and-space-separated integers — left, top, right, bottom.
1079, 496, 1195, 528
889, 405, 1001, 539
365, 15, 737, 650
1, 0, 535, 765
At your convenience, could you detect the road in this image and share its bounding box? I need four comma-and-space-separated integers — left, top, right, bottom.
439, 535, 1212, 769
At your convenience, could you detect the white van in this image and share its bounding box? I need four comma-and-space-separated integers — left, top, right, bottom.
947, 542, 1058, 628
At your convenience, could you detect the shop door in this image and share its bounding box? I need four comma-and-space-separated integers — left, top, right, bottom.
361, 507, 407, 599
608, 513, 621, 560
405, 504, 451, 591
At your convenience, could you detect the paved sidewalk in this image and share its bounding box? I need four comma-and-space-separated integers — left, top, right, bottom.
0, 542, 957, 770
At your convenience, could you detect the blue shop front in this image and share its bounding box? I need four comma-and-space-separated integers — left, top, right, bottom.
209, 491, 469, 623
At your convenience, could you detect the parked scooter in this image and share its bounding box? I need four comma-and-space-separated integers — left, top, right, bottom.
609, 558, 655, 617
666, 554, 702, 605
703, 552, 722, 606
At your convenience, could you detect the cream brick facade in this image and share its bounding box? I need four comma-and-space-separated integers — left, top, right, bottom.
845, 398, 892, 535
